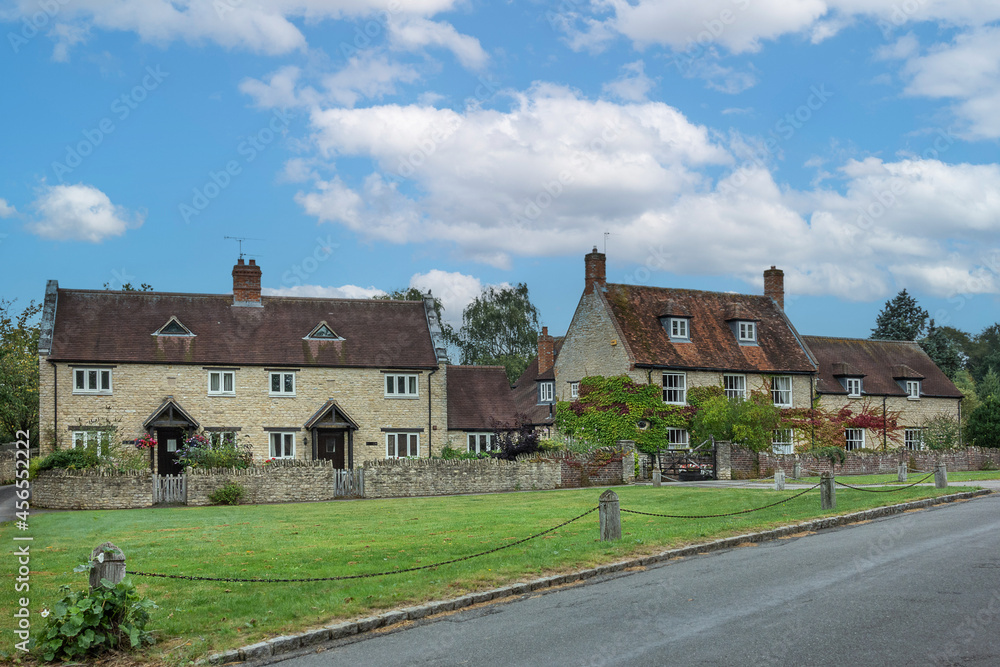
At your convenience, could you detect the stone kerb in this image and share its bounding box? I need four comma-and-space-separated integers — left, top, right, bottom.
32, 468, 154, 510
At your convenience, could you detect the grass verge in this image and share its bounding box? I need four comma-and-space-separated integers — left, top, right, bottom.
0, 483, 980, 664
791, 469, 1000, 486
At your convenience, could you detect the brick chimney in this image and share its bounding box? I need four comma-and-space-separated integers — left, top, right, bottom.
764, 266, 784, 310
232, 258, 262, 306
537, 327, 554, 376
584, 246, 606, 295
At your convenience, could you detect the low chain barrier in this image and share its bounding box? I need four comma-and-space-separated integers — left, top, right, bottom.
620, 483, 821, 519
132, 507, 597, 584
834, 471, 936, 493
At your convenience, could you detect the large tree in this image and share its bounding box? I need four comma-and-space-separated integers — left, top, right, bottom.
967, 323, 1000, 383
871, 289, 928, 341
966, 394, 1000, 448
0, 299, 42, 447
451, 283, 540, 383
919, 320, 964, 379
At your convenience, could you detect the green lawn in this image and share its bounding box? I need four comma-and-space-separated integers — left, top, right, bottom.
790, 469, 1000, 486
1, 483, 980, 664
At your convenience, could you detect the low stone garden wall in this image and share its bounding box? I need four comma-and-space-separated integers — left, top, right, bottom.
0, 450, 16, 484
364, 456, 560, 499
718, 442, 1000, 479
32, 469, 154, 510
186, 461, 345, 506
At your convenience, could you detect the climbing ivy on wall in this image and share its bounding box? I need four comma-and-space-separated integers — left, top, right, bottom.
555, 376, 694, 454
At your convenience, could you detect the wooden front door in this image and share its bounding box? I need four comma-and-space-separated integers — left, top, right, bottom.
156, 427, 184, 475
317, 431, 346, 469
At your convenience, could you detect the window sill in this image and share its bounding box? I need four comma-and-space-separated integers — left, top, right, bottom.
384, 395, 420, 399
72, 391, 113, 396
269, 394, 297, 398
907, 396, 920, 401
663, 400, 687, 406
208, 393, 237, 397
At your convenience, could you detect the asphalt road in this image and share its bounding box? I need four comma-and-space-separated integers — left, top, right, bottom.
287, 493, 1000, 667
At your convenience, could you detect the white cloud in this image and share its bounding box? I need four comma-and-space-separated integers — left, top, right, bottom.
5, 0, 465, 59
0, 199, 16, 217
408, 269, 508, 328
262, 284, 386, 299
388, 17, 488, 71
602, 60, 655, 102
288, 81, 1000, 301
27, 184, 143, 242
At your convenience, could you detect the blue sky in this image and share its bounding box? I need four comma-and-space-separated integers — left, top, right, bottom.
2, 0, 999, 341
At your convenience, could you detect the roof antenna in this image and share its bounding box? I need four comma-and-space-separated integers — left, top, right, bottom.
224, 236, 264, 260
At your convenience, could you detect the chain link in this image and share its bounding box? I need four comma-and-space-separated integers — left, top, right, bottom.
620, 483, 821, 519
833, 472, 936, 492
131, 507, 597, 584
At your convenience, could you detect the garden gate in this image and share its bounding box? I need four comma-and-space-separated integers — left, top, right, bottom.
154, 474, 186, 504
657, 438, 716, 481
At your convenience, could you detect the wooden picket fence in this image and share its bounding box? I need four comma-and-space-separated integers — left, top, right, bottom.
153, 474, 186, 504
334, 468, 364, 497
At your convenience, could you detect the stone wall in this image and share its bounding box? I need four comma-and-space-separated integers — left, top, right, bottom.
186, 461, 347, 506
721, 442, 1000, 478
814, 394, 962, 449
0, 451, 15, 483
556, 446, 633, 488
364, 457, 561, 499
32, 469, 154, 509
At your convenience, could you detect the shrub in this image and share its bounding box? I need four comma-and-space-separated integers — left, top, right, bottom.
176, 433, 254, 469
981, 459, 998, 471
208, 482, 246, 505
966, 395, 1000, 448
922, 415, 962, 450
34, 579, 156, 662
34, 448, 100, 472
805, 446, 847, 466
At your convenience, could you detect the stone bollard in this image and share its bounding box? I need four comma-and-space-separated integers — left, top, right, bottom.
89, 542, 126, 589
652, 469, 662, 487
935, 463, 948, 489
774, 469, 785, 491
898, 463, 907, 483
792, 461, 801, 480
820, 472, 835, 510
599, 490, 621, 541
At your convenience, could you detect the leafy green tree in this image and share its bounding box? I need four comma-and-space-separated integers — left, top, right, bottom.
953, 369, 979, 429
0, 299, 42, 447
451, 283, 540, 383
919, 319, 964, 379
871, 289, 928, 341
968, 323, 1000, 383
966, 394, 1000, 448
978, 368, 1000, 401
687, 385, 782, 453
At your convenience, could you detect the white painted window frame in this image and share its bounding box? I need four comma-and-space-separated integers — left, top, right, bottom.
738, 321, 757, 342
539, 381, 554, 403
269, 432, 295, 459
386, 432, 419, 459
73, 368, 112, 395
71, 430, 111, 456
385, 373, 419, 398
208, 370, 235, 396
772, 429, 794, 455
662, 372, 687, 405
904, 428, 924, 451
666, 428, 689, 450
846, 378, 862, 398
670, 318, 689, 340
845, 428, 865, 451
772, 376, 792, 407
906, 380, 921, 400
269, 371, 296, 397
467, 432, 496, 454
570, 382, 579, 399
723, 374, 747, 400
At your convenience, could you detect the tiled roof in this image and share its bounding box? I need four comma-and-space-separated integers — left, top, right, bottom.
47, 289, 439, 368
446, 366, 518, 430
601, 284, 815, 373
803, 336, 963, 398
511, 338, 564, 426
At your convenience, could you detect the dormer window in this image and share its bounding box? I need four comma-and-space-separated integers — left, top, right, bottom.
154, 316, 193, 337
305, 321, 343, 340
846, 377, 862, 397
663, 317, 690, 341
906, 380, 921, 399
737, 321, 756, 342
538, 381, 554, 403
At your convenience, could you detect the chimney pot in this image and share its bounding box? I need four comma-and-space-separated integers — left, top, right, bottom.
233, 259, 262, 307
537, 328, 555, 376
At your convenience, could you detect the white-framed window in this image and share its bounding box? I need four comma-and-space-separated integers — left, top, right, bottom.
846, 378, 862, 397
209, 431, 237, 448
670, 318, 689, 340
539, 381, 554, 403
905, 428, 924, 451
738, 321, 757, 342
269, 432, 295, 459
845, 428, 865, 451
387, 432, 419, 458
570, 382, 579, 399
385, 373, 418, 398
666, 428, 689, 450
73, 368, 112, 394
723, 374, 746, 400
772, 429, 793, 455
772, 376, 792, 407
467, 432, 496, 454
71, 430, 112, 456
906, 380, 921, 399
662, 372, 687, 405
270, 371, 296, 396
208, 370, 235, 396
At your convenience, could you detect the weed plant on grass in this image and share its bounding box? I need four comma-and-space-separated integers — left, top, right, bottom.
0, 484, 976, 664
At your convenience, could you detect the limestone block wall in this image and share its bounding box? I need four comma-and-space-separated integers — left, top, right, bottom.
814, 394, 962, 449
554, 292, 634, 401
186, 461, 344, 506
364, 457, 561, 499
0, 451, 15, 483
32, 470, 154, 509
38, 360, 448, 465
